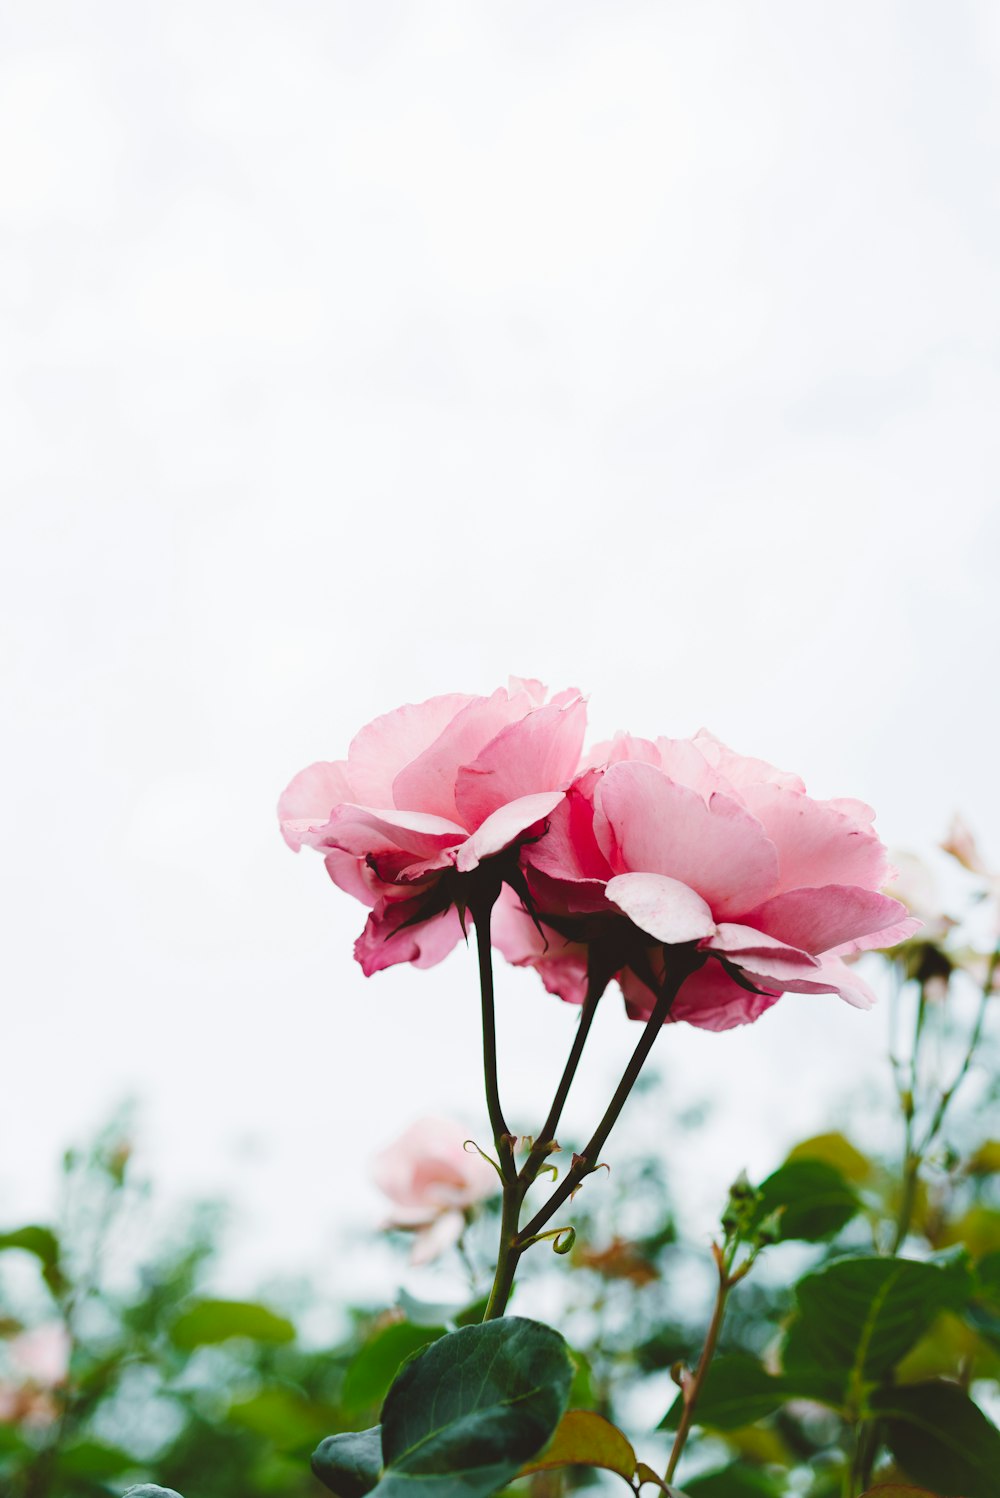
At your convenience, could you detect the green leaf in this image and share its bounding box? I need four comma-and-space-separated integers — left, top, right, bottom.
228, 1389, 342, 1452
682, 1465, 785, 1497
56, 1441, 136, 1479
312, 1428, 383, 1498
858, 1487, 942, 1497
753, 1159, 860, 1242
871, 1379, 1000, 1498
168, 1298, 295, 1349
0, 1226, 66, 1294
343, 1321, 445, 1412
0, 1225, 60, 1266
520, 1409, 637, 1482
660, 1355, 788, 1431
966, 1140, 1000, 1175
783, 1256, 971, 1405
372, 1316, 572, 1498
786, 1132, 873, 1183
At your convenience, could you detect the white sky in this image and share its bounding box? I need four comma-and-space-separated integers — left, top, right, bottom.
3, 1, 999, 1303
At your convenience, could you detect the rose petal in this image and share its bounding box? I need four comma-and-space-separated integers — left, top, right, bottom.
306, 804, 466, 861
346, 693, 475, 806
391, 688, 533, 822
354, 904, 465, 976
775, 955, 879, 1010
740, 885, 916, 956
454, 696, 587, 827
454, 790, 566, 873
606, 872, 717, 944
740, 784, 890, 896
278, 760, 354, 850
595, 762, 780, 919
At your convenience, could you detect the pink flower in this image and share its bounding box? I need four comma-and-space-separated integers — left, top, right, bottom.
0, 1324, 70, 1429
279, 680, 586, 975
508, 729, 919, 1031
8, 1324, 70, 1388
371, 1117, 499, 1265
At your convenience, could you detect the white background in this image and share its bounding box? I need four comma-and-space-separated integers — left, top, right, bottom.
3, 2, 998, 1304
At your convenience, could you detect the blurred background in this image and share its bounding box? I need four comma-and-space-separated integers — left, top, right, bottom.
3, 0, 999, 1318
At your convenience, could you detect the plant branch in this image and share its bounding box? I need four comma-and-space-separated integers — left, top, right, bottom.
664, 1241, 734, 1484
471, 893, 513, 1175
517, 950, 704, 1246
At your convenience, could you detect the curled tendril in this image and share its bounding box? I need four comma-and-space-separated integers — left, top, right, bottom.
463, 1139, 504, 1182
521, 1223, 576, 1254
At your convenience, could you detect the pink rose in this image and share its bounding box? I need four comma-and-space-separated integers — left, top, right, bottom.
0, 1324, 70, 1429
509, 729, 919, 1031
371, 1116, 499, 1265
8, 1324, 70, 1388
279, 680, 586, 975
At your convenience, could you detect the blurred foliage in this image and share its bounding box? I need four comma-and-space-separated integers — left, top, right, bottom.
2, 917, 998, 1497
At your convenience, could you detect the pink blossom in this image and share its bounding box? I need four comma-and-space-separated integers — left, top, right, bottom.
510, 729, 919, 1031
0, 1324, 70, 1429
8, 1324, 70, 1388
279, 680, 585, 975
371, 1117, 498, 1265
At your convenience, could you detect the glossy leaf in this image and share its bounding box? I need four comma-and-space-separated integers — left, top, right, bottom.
753, 1159, 860, 1242
786, 1132, 873, 1182
168, 1297, 295, 1349
782, 1256, 971, 1401
520, 1409, 637, 1482
342, 1321, 445, 1411
660, 1355, 788, 1431
312, 1428, 383, 1498
682, 1465, 785, 1496
372, 1316, 572, 1498
872, 1379, 1000, 1498
858, 1487, 942, 1497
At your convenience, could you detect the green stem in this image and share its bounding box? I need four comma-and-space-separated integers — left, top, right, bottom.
482, 1176, 527, 1321
472, 895, 513, 1175
517, 951, 703, 1247
523, 966, 603, 1180
664, 1246, 733, 1485
482, 965, 605, 1320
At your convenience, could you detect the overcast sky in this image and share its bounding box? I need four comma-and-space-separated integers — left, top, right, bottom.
3, 1, 999, 1304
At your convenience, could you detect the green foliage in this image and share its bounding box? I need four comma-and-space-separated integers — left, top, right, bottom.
871, 1380, 1000, 1498
661, 1355, 787, 1431
354, 1318, 573, 1498
681, 1464, 785, 1496
341, 1320, 445, 1412
782, 1256, 972, 1405
752, 1159, 860, 1243
168, 1298, 296, 1349
312, 1429, 383, 1498
520, 1409, 638, 1482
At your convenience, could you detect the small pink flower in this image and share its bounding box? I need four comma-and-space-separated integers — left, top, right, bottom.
9, 1324, 70, 1388
371, 1117, 499, 1265
0, 1324, 70, 1429
279, 680, 585, 976
508, 729, 918, 1031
